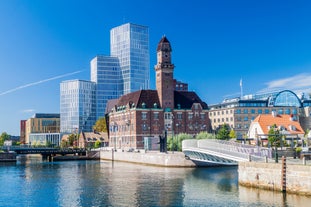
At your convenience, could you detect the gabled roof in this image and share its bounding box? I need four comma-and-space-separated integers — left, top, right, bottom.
253, 114, 304, 135
113, 90, 160, 109
80, 131, 108, 142
174, 91, 208, 109
108, 90, 208, 111
106, 98, 118, 114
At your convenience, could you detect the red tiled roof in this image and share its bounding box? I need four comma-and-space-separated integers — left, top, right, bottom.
253, 114, 304, 135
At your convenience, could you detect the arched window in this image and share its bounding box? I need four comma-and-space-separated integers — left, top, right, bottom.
273, 90, 301, 107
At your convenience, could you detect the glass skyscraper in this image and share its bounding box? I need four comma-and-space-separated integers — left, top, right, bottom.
110, 23, 150, 94
91, 55, 123, 119
60, 80, 96, 133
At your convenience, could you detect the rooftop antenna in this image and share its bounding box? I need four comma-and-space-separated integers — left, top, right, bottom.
240, 78, 243, 99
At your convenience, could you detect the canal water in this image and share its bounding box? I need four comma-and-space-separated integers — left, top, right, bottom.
0, 155, 310, 207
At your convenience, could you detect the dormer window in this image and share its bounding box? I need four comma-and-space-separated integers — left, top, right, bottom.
142, 102, 146, 108
289, 125, 296, 131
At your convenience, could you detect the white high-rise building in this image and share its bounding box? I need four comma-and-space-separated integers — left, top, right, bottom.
91, 55, 123, 120
110, 23, 150, 95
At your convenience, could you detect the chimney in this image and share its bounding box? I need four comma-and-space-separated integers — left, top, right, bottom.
289, 114, 294, 121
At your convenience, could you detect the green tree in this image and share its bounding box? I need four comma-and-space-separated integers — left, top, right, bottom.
60, 140, 68, 148
229, 129, 237, 139
93, 117, 107, 132
196, 132, 214, 139
216, 124, 230, 140
268, 124, 280, 147
94, 140, 101, 148
67, 134, 77, 147
0, 132, 10, 146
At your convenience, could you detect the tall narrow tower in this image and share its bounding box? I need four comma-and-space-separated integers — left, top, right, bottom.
154, 36, 175, 109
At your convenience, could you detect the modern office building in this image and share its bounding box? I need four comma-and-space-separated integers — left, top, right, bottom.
209, 90, 311, 138
90, 55, 123, 120
60, 80, 96, 134
110, 23, 150, 95
29, 133, 61, 147
107, 37, 211, 150
25, 113, 60, 145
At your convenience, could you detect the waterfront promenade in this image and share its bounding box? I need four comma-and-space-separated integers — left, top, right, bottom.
100, 149, 196, 167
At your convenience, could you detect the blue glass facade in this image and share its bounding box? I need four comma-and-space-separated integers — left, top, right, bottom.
60, 80, 96, 133
110, 23, 150, 95
91, 55, 123, 120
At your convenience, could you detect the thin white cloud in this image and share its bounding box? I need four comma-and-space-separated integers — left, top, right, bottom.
21, 109, 35, 113
259, 73, 311, 93
0, 70, 82, 96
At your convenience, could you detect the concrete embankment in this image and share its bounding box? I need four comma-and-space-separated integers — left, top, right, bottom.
0, 152, 17, 162
100, 150, 196, 167
53, 151, 100, 161
239, 159, 311, 196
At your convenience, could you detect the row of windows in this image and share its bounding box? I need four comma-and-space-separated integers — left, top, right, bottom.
235, 108, 297, 115
142, 112, 205, 120
210, 108, 298, 116
210, 110, 233, 116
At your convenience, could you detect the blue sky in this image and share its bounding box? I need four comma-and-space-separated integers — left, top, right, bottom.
1, 0, 311, 135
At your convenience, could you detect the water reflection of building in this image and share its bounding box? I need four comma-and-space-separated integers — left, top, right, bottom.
107, 37, 211, 150
209, 90, 311, 138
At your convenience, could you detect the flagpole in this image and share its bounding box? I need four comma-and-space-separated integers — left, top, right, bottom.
240, 78, 243, 99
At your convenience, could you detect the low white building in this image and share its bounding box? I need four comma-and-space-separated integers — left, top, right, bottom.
248, 113, 305, 141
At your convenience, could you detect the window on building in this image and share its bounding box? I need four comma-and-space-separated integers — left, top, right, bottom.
251, 109, 255, 114
200, 113, 205, 120
235, 109, 241, 114
285, 108, 291, 115
244, 117, 248, 121
258, 109, 262, 114
142, 112, 147, 120
188, 113, 193, 120
142, 124, 148, 131
243, 109, 248, 114
177, 113, 182, 120
154, 112, 159, 120
265, 109, 270, 114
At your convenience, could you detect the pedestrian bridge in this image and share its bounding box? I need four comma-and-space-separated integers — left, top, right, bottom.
182, 139, 272, 166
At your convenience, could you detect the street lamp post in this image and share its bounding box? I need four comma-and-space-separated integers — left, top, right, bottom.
274, 128, 278, 163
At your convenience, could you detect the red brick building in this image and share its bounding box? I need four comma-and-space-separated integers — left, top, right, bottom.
20, 120, 26, 144
107, 36, 211, 150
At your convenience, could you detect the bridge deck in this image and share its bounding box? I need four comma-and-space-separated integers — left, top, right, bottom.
182, 139, 272, 166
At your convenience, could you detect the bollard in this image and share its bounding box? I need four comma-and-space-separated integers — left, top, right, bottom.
248, 154, 251, 162
303, 157, 306, 165
265, 156, 268, 163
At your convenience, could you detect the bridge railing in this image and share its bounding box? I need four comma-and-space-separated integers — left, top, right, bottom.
183, 139, 272, 161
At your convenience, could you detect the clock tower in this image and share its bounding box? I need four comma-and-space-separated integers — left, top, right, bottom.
154, 36, 175, 109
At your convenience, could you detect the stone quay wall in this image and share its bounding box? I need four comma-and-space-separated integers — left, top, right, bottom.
100, 150, 196, 167
0, 152, 17, 162
239, 161, 311, 196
